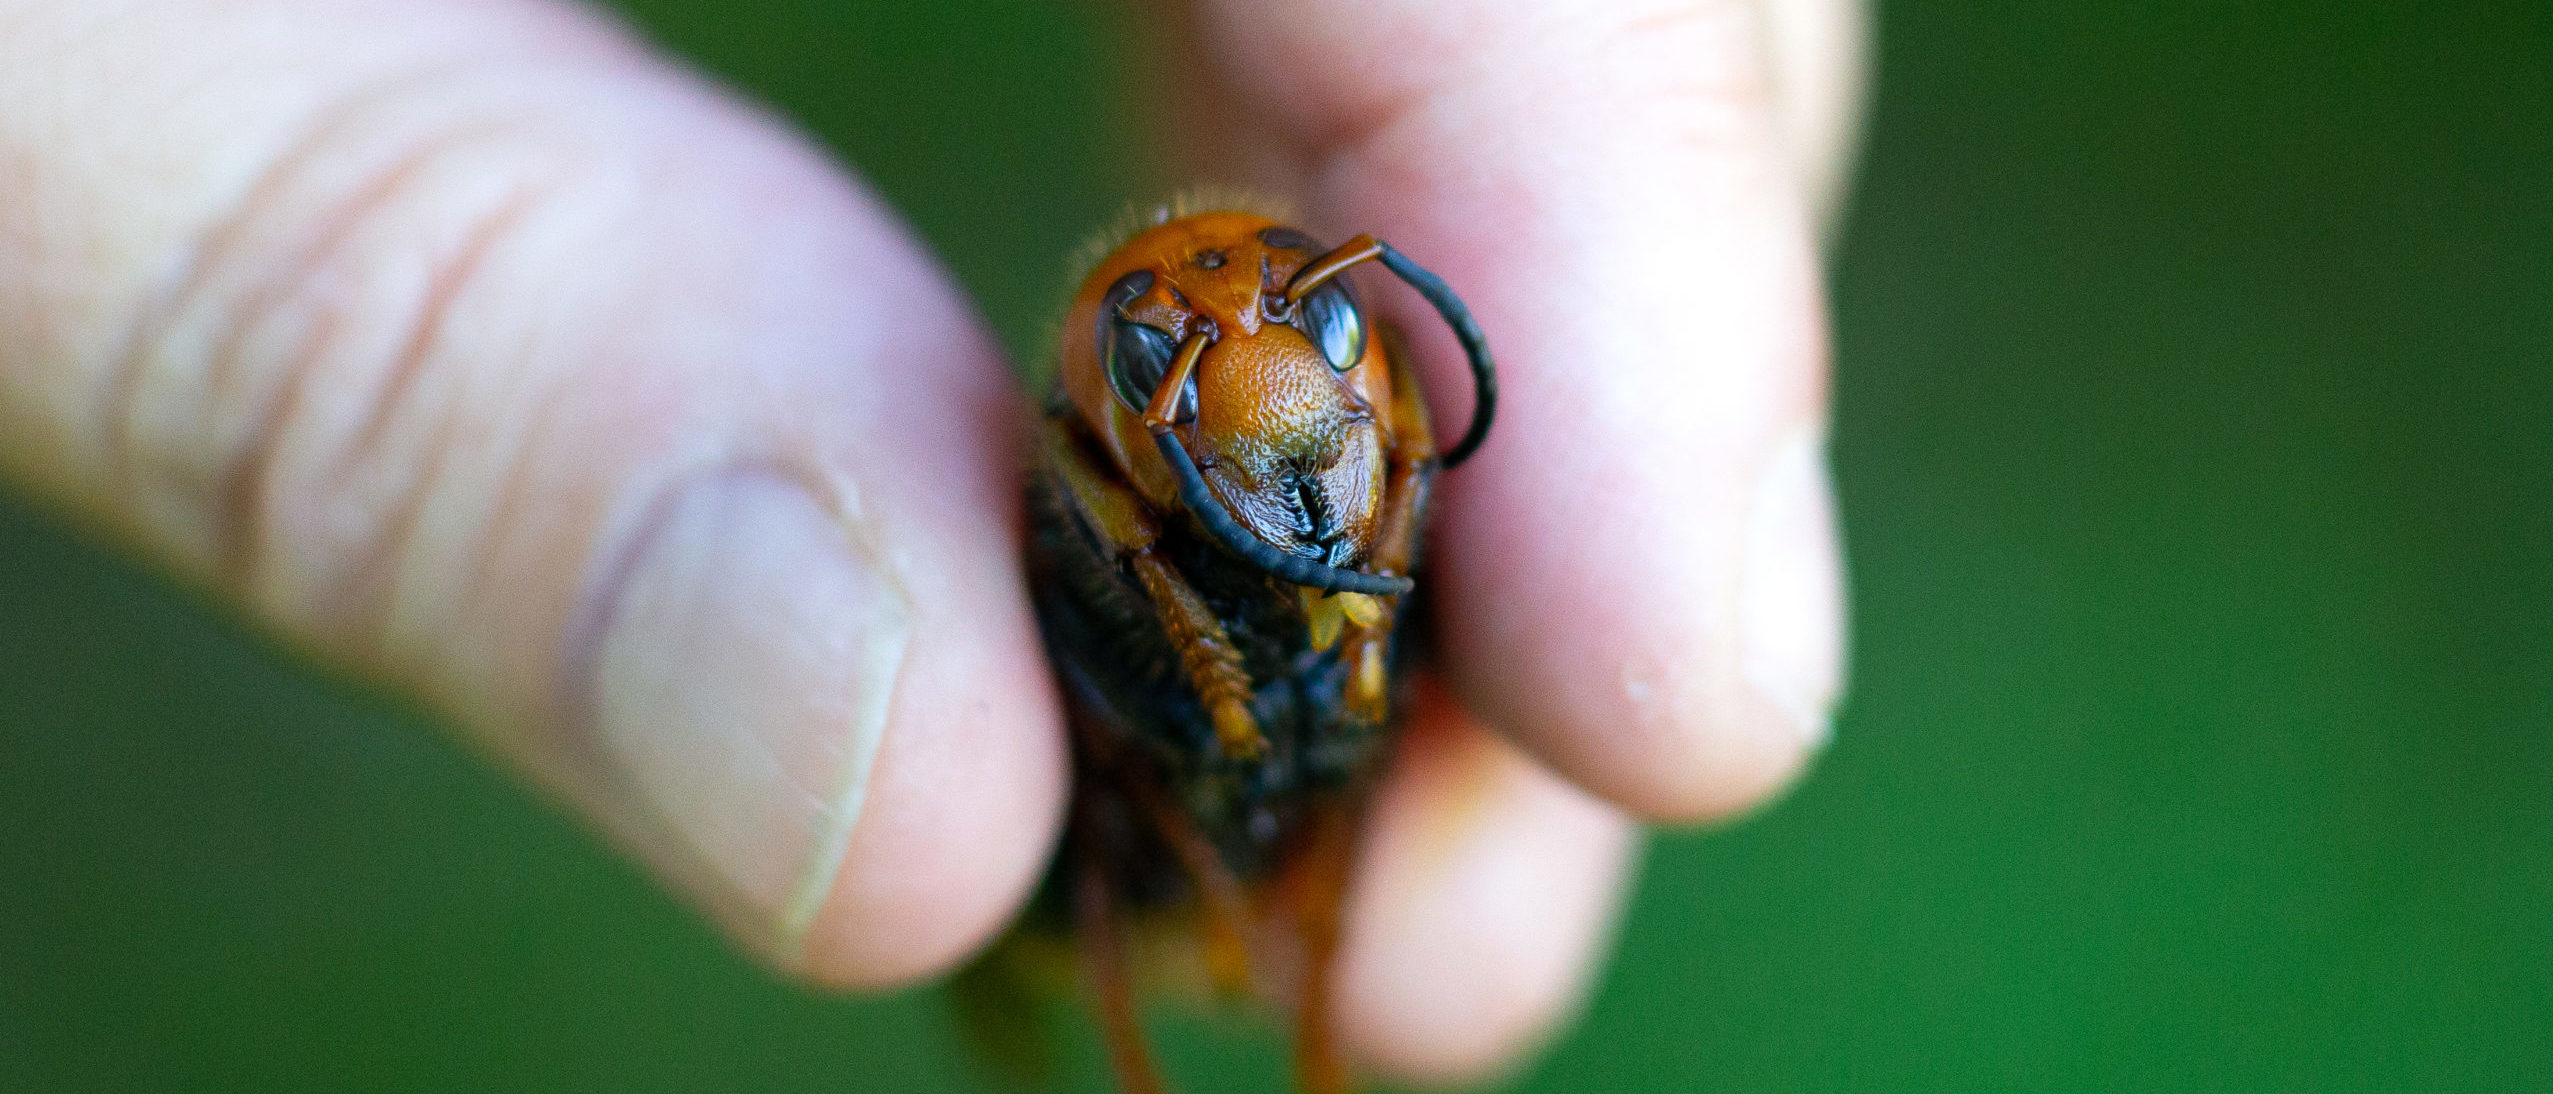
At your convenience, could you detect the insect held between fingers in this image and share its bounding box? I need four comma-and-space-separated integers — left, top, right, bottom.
954, 198, 1495, 1094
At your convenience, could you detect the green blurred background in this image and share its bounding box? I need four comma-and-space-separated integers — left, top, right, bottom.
5, 1, 2549, 1089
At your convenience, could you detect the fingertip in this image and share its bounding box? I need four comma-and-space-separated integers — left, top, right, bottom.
1441, 559, 1830, 825
1338, 684, 1637, 1083
583, 410, 1064, 990
1507, 673, 1820, 826
565, 140, 1063, 987
1378, 3, 1845, 822
781, 355, 1066, 991
1182, 0, 1849, 823
1764, 0, 1877, 233
791, 624, 1066, 988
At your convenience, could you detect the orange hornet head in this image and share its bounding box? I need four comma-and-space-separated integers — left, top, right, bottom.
1059, 210, 1496, 595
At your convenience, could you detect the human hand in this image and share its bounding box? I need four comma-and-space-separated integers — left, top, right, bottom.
0, 0, 1855, 1083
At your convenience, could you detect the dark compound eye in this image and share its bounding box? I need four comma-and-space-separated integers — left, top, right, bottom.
1257, 225, 1319, 252
1107, 316, 1179, 412
1097, 269, 1191, 418
1294, 277, 1367, 373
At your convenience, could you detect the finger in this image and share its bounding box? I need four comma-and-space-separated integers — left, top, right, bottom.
1336, 680, 1638, 1083
1762, 0, 1875, 234
0, 0, 1061, 986
1179, 0, 1852, 819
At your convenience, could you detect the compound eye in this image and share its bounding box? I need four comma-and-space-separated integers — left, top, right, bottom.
1106, 316, 1181, 414
1097, 270, 1190, 417
1257, 225, 1319, 252
1295, 277, 1367, 373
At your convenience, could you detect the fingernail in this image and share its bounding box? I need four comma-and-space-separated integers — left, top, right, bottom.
591, 470, 910, 957
1739, 425, 1846, 748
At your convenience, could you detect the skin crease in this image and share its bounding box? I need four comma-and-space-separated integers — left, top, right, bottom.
0, 0, 1862, 1085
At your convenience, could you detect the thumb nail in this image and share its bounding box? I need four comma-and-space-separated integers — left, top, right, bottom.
590, 469, 910, 957
1739, 425, 1847, 748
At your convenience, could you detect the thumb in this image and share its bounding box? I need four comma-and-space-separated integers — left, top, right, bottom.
0, 0, 1060, 985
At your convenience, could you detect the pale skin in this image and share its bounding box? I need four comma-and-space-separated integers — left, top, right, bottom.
0, 0, 1860, 1085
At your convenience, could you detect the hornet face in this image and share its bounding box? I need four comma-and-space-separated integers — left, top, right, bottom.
1063, 213, 1389, 574
1058, 209, 1495, 595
